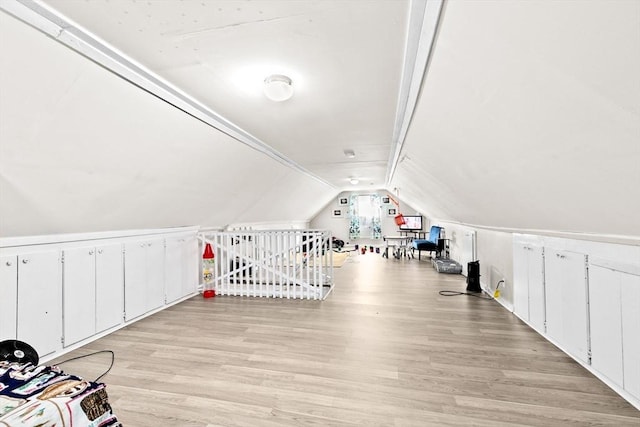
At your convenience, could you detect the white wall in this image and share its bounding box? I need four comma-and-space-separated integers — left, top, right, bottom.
392, 0, 640, 237
426, 220, 512, 293
310, 190, 422, 246
0, 11, 335, 237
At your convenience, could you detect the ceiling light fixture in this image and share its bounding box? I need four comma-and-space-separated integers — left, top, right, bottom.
264, 74, 294, 102
349, 178, 359, 185
343, 149, 356, 158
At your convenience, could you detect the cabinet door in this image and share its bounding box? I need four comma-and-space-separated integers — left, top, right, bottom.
164, 237, 184, 303
621, 272, 640, 400
96, 243, 123, 332
528, 246, 545, 334
545, 249, 589, 363
545, 251, 564, 344
125, 239, 164, 321
182, 235, 199, 297
0, 255, 18, 340
17, 251, 62, 358
63, 247, 97, 346
146, 239, 165, 311
589, 265, 623, 386
513, 243, 545, 333
165, 235, 198, 303
513, 243, 530, 321
124, 241, 147, 321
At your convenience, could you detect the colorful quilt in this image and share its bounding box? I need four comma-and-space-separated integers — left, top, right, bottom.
0, 361, 121, 427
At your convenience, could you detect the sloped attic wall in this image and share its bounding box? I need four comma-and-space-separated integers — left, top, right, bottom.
393, 0, 640, 238
0, 11, 334, 237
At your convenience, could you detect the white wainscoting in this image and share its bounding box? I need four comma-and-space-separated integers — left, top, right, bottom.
513, 234, 640, 410
0, 226, 199, 363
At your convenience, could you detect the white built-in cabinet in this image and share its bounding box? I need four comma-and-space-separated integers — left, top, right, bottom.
512, 243, 545, 334
16, 250, 63, 358
0, 255, 18, 341
96, 244, 125, 333
621, 274, 640, 401
63, 246, 97, 346
0, 227, 199, 362
513, 234, 640, 409
124, 238, 165, 321
63, 243, 124, 347
0, 255, 18, 340
165, 235, 199, 304
1, 250, 63, 357
544, 249, 589, 363
588, 262, 640, 401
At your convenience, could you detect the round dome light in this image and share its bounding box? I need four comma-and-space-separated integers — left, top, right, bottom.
264, 74, 294, 102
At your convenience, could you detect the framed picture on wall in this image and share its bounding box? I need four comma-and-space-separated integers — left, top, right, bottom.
387, 208, 396, 217
337, 197, 349, 206
332, 209, 343, 218
382, 196, 390, 204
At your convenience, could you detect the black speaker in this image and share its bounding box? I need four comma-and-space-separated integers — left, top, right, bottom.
466, 260, 482, 293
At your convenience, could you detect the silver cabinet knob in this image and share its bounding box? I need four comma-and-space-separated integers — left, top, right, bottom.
5, 261, 12, 266
22, 259, 29, 264
89, 250, 94, 255
98, 249, 103, 254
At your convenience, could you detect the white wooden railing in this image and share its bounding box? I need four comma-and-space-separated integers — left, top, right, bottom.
199, 230, 334, 300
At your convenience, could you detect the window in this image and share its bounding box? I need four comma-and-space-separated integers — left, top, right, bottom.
348, 194, 382, 240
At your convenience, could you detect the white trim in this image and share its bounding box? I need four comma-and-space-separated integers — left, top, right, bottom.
386, 0, 444, 185
480, 278, 513, 312
530, 320, 640, 411
511, 306, 640, 410
0, 226, 199, 248
437, 220, 640, 246
590, 257, 640, 277
40, 291, 197, 364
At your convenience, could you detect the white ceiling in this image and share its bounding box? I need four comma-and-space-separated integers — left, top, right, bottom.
37, 0, 419, 189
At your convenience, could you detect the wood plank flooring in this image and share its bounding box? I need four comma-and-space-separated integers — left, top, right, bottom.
51, 253, 640, 426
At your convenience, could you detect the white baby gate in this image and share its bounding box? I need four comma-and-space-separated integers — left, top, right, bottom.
199, 230, 335, 300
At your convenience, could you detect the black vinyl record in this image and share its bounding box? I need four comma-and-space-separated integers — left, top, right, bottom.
0, 340, 39, 365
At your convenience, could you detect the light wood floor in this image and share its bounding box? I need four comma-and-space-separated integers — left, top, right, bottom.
51, 253, 640, 426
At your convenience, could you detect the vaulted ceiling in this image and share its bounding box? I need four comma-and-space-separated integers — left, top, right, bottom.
1, 0, 638, 238
29, 0, 424, 189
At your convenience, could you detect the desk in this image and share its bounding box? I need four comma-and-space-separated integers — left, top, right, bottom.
382, 236, 412, 259
0, 362, 121, 426
400, 231, 427, 240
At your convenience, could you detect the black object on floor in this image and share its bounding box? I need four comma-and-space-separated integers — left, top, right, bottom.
0, 340, 39, 365
466, 260, 482, 293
